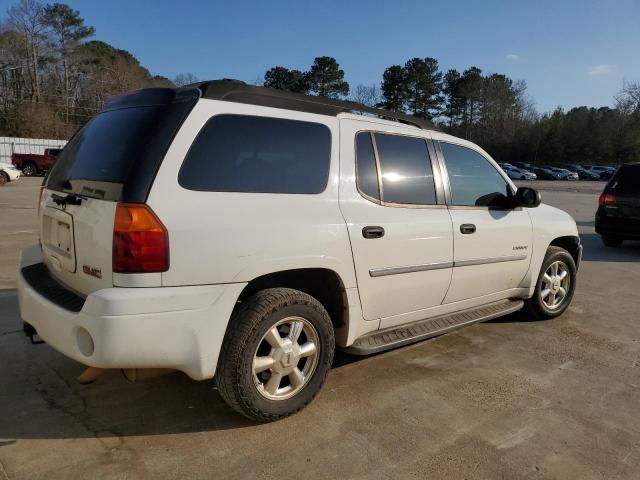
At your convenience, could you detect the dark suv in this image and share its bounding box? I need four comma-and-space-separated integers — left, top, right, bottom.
595, 163, 640, 247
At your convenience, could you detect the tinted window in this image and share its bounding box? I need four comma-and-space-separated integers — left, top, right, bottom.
179, 115, 331, 194
610, 165, 640, 193
440, 142, 510, 207
47, 106, 168, 201
355, 132, 379, 200
374, 133, 436, 205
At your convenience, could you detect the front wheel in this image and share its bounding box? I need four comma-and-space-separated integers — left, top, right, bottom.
526, 246, 577, 319
215, 288, 335, 422
0, 172, 8, 186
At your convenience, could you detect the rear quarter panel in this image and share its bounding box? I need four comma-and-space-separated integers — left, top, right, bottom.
148, 99, 358, 290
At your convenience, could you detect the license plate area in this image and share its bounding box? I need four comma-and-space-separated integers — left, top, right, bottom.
42, 208, 76, 273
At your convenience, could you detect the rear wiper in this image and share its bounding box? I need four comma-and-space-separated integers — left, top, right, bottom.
51, 192, 83, 206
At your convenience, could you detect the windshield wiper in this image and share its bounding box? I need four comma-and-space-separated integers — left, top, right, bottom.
51, 192, 82, 206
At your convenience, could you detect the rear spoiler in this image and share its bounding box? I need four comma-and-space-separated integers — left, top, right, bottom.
102, 88, 200, 112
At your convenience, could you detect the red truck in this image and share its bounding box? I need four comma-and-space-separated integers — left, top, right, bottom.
11, 148, 62, 177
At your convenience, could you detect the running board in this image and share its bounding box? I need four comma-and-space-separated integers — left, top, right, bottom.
345, 299, 524, 355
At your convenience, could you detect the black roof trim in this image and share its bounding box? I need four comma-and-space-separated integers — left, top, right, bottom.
189, 79, 434, 130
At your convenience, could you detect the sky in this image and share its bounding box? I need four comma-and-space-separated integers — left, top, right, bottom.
2, 0, 638, 113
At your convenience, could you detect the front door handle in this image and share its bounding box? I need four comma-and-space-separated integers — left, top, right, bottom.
460, 223, 476, 234
362, 226, 385, 239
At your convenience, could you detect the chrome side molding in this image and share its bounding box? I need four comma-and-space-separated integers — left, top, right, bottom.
369, 254, 527, 277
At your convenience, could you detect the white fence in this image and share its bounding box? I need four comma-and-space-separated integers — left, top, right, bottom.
0, 136, 68, 165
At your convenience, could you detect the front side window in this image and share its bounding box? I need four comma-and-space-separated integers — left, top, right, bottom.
179, 115, 331, 194
440, 142, 510, 207
374, 133, 436, 205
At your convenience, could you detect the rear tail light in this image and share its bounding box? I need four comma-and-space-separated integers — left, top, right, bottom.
113, 203, 169, 273
598, 193, 618, 207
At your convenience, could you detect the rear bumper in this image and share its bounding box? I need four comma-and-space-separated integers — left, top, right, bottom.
595, 209, 640, 238
17, 245, 246, 380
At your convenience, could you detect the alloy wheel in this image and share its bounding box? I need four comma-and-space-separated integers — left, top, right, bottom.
252, 316, 320, 401
540, 260, 571, 310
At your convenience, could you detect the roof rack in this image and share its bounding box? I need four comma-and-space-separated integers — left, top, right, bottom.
188, 79, 434, 130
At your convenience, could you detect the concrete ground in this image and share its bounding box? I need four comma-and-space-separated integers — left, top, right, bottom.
1, 178, 639, 480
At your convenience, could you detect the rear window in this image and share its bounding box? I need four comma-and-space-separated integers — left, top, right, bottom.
46, 88, 198, 202
178, 115, 331, 194
47, 107, 164, 200
610, 165, 640, 192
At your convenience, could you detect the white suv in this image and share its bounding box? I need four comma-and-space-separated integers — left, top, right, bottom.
18, 80, 581, 421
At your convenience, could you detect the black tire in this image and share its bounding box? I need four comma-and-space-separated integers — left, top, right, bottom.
22, 162, 36, 177
526, 246, 577, 320
0, 172, 8, 186
215, 288, 335, 422
601, 235, 623, 248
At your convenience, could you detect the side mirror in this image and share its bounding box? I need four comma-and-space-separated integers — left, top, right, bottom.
513, 187, 541, 208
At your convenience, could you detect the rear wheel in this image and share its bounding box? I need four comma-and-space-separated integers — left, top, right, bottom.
601, 235, 623, 247
526, 246, 577, 319
22, 162, 36, 177
215, 288, 335, 422
0, 172, 8, 185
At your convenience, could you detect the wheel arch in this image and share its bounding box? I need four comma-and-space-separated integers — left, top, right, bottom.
549, 235, 581, 265
236, 268, 350, 344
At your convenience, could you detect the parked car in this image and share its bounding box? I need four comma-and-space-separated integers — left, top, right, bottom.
11, 148, 62, 177
563, 165, 600, 180
511, 162, 534, 170
553, 167, 579, 181
504, 166, 537, 180
0, 162, 21, 185
531, 167, 562, 180
499, 162, 514, 169
586, 165, 615, 180
595, 163, 640, 247
17, 80, 581, 421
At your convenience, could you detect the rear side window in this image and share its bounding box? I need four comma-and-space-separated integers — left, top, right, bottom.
179, 115, 331, 194
440, 142, 510, 207
375, 133, 436, 205
355, 132, 380, 200
610, 165, 640, 192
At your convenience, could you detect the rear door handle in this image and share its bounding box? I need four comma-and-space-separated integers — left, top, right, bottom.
460, 223, 476, 234
362, 226, 385, 239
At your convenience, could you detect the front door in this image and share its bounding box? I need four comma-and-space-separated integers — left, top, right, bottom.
436, 141, 533, 303
339, 120, 454, 320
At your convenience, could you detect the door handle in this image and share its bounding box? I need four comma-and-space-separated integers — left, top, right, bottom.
362, 226, 385, 239
460, 223, 476, 234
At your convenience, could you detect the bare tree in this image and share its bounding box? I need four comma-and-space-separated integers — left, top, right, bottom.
173, 72, 199, 87
351, 84, 380, 107
6, 0, 47, 102
615, 80, 640, 115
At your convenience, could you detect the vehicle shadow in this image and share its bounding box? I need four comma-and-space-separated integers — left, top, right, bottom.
579, 232, 640, 262
0, 288, 371, 441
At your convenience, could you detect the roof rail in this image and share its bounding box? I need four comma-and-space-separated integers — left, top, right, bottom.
187, 79, 434, 130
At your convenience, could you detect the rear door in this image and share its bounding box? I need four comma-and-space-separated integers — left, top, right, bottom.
339, 120, 453, 321
40, 88, 197, 295
436, 141, 533, 304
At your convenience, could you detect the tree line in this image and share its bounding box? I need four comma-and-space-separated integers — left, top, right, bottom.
261, 57, 640, 166
0, 0, 638, 166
